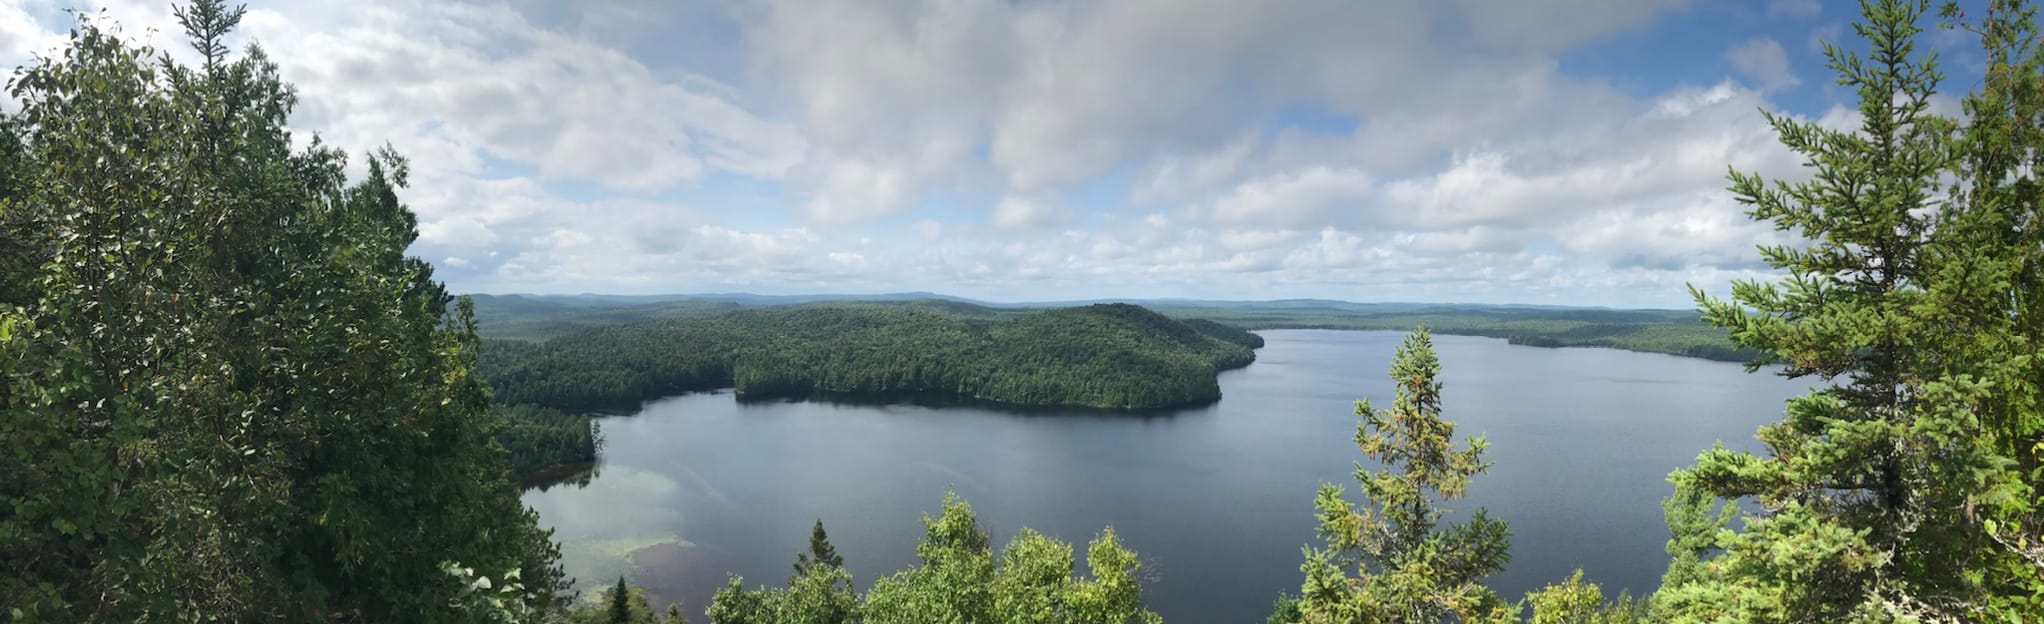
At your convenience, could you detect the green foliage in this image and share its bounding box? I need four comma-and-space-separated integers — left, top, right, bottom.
856, 493, 1000, 623
1669, 0, 2044, 620
1933, 0, 2044, 617
611, 577, 634, 624
492, 403, 601, 483
1519, 571, 1650, 624
706, 493, 1160, 624
795, 519, 846, 575
0, 3, 563, 620
775, 563, 861, 624
1654, 480, 1736, 595
1290, 328, 1515, 623
705, 576, 774, 624
442, 563, 548, 623
1522, 571, 1601, 624
560, 579, 670, 624
479, 303, 1259, 411
1265, 594, 1304, 624
707, 518, 863, 624
1276, 328, 1687, 624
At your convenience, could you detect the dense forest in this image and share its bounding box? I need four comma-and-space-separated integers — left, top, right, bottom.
492, 405, 601, 484
478, 302, 1262, 411
7, 0, 2044, 623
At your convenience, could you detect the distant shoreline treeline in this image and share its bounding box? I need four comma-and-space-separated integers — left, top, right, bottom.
471, 294, 1753, 364
477, 302, 1262, 412
1142, 304, 1755, 362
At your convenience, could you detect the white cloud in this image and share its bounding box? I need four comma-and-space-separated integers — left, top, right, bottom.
533, 230, 594, 249
0, 0, 1839, 306
746, 0, 1687, 226
991, 194, 1067, 229
1282, 228, 1374, 270
1217, 229, 1304, 253
827, 251, 868, 271
420, 216, 498, 247
1724, 36, 1800, 90
234, 1, 802, 194
799, 158, 913, 225
751, 0, 1027, 223
0, 2, 62, 71
1135, 137, 1256, 205
1362, 80, 1802, 271
490, 224, 824, 289
1212, 166, 1372, 227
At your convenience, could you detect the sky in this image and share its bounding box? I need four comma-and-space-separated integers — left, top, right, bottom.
0, 0, 1992, 307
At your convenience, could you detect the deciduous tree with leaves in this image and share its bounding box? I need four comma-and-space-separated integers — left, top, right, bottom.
706, 494, 1159, 624
0, 2, 564, 620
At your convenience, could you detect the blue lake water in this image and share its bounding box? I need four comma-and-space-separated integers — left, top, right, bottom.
522, 329, 1810, 622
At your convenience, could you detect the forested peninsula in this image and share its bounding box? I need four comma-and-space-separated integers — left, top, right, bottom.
478, 302, 1261, 412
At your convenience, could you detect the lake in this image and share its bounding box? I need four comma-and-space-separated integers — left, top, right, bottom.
521, 329, 1810, 622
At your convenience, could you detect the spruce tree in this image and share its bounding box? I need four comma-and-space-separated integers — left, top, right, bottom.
610, 577, 633, 624
1291, 327, 1513, 623
1937, 0, 2044, 614
1668, 0, 2044, 619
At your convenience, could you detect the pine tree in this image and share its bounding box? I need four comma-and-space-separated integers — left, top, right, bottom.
1291, 327, 1513, 623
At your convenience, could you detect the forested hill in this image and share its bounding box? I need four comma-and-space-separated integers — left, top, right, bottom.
477, 302, 1263, 411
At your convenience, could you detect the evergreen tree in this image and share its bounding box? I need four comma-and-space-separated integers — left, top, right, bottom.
611, 577, 634, 624
1290, 327, 1514, 623
1931, 0, 2044, 615
795, 518, 845, 574
1670, 0, 2044, 619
